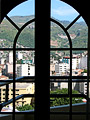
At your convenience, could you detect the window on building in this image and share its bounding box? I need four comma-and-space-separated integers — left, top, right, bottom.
50, 0, 88, 120
0, 0, 90, 120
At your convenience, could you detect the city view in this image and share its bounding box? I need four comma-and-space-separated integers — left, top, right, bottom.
0, 0, 88, 113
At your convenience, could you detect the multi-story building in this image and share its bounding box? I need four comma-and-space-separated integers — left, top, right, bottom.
62, 56, 81, 70
17, 64, 35, 77
55, 63, 69, 76
6, 51, 13, 64
79, 55, 87, 69
16, 52, 23, 60
50, 82, 68, 91
0, 83, 35, 106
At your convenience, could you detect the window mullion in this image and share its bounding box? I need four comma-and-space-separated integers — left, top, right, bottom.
35, 0, 51, 120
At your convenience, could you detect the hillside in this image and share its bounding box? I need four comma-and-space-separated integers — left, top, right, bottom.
0, 15, 88, 49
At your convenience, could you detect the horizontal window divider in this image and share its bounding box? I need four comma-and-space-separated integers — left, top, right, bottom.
0, 48, 14, 50
72, 94, 87, 98
0, 76, 35, 86
0, 112, 13, 114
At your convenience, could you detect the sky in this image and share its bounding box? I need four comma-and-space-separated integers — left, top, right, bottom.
8, 0, 84, 22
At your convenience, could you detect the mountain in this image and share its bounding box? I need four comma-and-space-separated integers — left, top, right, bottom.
10, 15, 34, 23
0, 15, 88, 49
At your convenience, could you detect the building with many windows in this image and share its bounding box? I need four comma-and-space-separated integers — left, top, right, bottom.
0, 83, 35, 106
17, 64, 35, 77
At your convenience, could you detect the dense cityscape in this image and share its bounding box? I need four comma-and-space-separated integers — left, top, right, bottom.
0, 49, 88, 112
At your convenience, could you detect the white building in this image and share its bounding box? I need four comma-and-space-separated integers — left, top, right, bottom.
55, 63, 69, 76
79, 55, 87, 69
6, 63, 13, 74
0, 58, 6, 64
17, 64, 35, 77
62, 56, 81, 70
16, 52, 23, 60
6, 51, 13, 64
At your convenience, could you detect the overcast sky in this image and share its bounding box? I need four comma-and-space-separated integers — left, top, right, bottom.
8, 0, 84, 22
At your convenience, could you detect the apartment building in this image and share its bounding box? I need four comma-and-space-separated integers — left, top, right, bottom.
0, 83, 35, 106
62, 56, 81, 70
55, 63, 69, 76
17, 64, 35, 77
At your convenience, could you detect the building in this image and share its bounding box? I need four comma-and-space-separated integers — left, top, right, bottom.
55, 63, 69, 76
16, 52, 23, 60
0, 58, 6, 64
62, 56, 81, 70
6, 51, 13, 64
6, 63, 13, 75
0, 83, 35, 106
17, 64, 35, 77
50, 64, 55, 76
79, 55, 87, 69
50, 82, 68, 91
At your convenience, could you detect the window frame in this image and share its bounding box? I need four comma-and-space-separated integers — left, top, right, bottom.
0, 0, 90, 120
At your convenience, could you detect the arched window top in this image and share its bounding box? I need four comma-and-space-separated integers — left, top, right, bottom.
51, 0, 88, 48
0, 0, 35, 48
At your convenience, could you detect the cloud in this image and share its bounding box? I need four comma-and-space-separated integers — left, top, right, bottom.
52, 6, 78, 16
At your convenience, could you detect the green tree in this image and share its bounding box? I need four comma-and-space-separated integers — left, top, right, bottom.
83, 69, 87, 73
50, 88, 83, 107
16, 104, 34, 111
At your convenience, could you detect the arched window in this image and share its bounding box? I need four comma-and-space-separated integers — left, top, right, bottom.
0, 0, 35, 119
50, 0, 88, 120
0, 0, 90, 120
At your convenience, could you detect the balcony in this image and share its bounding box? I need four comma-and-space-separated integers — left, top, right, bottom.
0, 103, 88, 120
0, 76, 89, 120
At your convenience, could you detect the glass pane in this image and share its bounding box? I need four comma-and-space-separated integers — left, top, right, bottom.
68, 17, 88, 48
50, 97, 70, 112
72, 82, 87, 95
0, 114, 12, 119
15, 114, 34, 120
50, 22, 70, 48
50, 82, 68, 94
15, 98, 35, 112
0, 83, 13, 112
0, 51, 13, 80
51, 0, 80, 28
50, 51, 70, 76
72, 115, 86, 120
0, 18, 17, 48
16, 51, 35, 77
72, 51, 87, 76
16, 22, 35, 48
8, 0, 35, 27
15, 82, 35, 112
50, 114, 69, 120
72, 98, 86, 112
